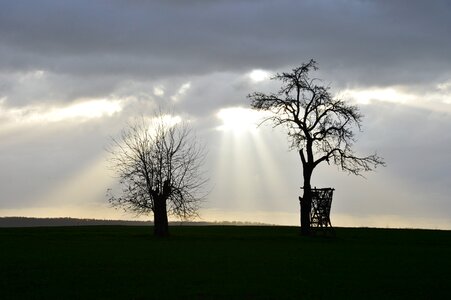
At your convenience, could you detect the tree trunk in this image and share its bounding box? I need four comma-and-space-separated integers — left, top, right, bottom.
153, 196, 169, 237
300, 166, 313, 236
300, 185, 312, 236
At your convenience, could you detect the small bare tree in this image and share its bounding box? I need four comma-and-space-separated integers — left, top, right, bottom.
107, 114, 206, 237
248, 60, 385, 235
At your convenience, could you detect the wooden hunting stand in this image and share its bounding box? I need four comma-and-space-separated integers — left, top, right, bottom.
310, 188, 334, 230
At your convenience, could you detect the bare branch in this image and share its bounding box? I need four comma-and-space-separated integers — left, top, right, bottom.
107, 114, 207, 223
248, 60, 385, 177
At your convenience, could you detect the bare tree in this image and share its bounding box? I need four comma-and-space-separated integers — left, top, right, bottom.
107, 114, 206, 237
248, 60, 385, 235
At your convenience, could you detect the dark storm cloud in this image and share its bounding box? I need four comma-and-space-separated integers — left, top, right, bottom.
1, 0, 450, 87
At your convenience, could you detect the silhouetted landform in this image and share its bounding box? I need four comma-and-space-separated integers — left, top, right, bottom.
0, 217, 271, 227
2, 226, 451, 298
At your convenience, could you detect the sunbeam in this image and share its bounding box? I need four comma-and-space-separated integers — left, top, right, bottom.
211, 107, 298, 222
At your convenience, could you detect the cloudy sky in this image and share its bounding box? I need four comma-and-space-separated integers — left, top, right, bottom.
1, 0, 450, 228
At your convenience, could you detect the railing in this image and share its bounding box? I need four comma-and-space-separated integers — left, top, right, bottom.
310, 188, 334, 228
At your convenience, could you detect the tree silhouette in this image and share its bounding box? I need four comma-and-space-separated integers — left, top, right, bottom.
248, 60, 385, 235
107, 114, 206, 237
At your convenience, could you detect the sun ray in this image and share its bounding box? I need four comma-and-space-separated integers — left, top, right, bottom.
212, 107, 297, 220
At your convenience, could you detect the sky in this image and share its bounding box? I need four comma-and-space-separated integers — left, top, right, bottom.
1, 0, 451, 228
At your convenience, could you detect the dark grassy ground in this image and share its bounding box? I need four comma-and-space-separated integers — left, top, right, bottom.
1, 226, 450, 299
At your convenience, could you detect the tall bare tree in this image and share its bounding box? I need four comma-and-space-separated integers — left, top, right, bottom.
248, 60, 385, 235
107, 114, 206, 237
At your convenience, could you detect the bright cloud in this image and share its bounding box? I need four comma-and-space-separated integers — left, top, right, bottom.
339, 87, 415, 105
437, 81, 451, 91
339, 87, 451, 112
216, 107, 269, 135
153, 86, 165, 96
155, 114, 182, 128
248, 69, 270, 82
0, 99, 123, 124
171, 82, 191, 102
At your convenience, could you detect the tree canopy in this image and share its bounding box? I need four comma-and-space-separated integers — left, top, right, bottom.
107, 114, 206, 236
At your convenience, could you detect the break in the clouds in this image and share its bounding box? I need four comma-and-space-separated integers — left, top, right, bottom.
1, 0, 451, 228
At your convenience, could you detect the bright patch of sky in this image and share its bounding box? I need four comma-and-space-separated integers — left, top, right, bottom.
148, 114, 182, 133
0, 99, 123, 124
171, 82, 191, 102
248, 69, 270, 82
339, 86, 451, 112
153, 86, 165, 96
216, 107, 269, 135
339, 88, 414, 105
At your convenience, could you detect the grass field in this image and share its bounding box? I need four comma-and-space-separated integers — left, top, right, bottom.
1, 226, 451, 299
